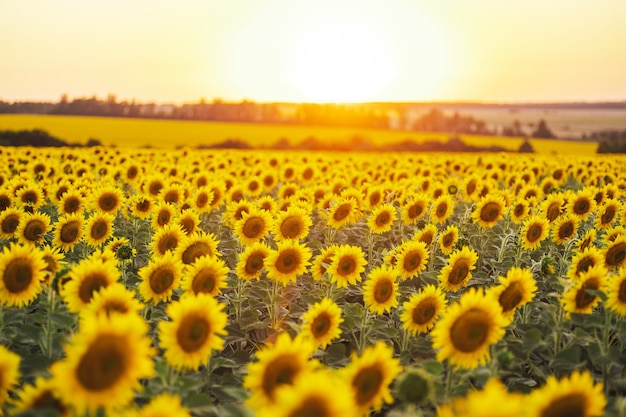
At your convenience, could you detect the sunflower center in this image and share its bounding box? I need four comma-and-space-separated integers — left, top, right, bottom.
558, 222, 575, 240
245, 253, 265, 275
32, 389, 68, 415
76, 334, 127, 391
180, 219, 195, 235
192, 269, 216, 294
280, 216, 303, 239
98, 194, 118, 212
574, 199, 590, 215
104, 300, 130, 315
449, 308, 489, 353
369, 192, 381, 207
605, 242, 626, 268
78, 274, 109, 304
158, 234, 179, 254
289, 397, 330, 417
514, 203, 525, 217
527, 224, 543, 242
575, 278, 600, 309
466, 180, 476, 196
352, 364, 384, 406
127, 166, 138, 180
21, 190, 39, 205
408, 203, 425, 220
601, 206, 616, 225
91, 219, 109, 240
177, 314, 210, 353
196, 193, 208, 207
618, 279, 626, 303
262, 355, 300, 399
276, 249, 300, 274
546, 202, 562, 222
375, 212, 390, 227
157, 210, 171, 226
539, 392, 586, 417
338, 257, 356, 276
374, 278, 394, 303
436, 203, 448, 217
442, 233, 454, 247
136, 200, 151, 212
311, 313, 331, 338
333, 204, 352, 222
149, 266, 175, 294
60, 221, 81, 243
182, 242, 212, 265
412, 297, 438, 325
420, 232, 435, 246
576, 257, 595, 275
3, 258, 33, 293
243, 217, 265, 239
64, 196, 81, 214
498, 281, 524, 312
149, 181, 163, 196
164, 191, 179, 204
447, 262, 470, 285
1, 214, 19, 234
480, 202, 501, 222
23, 219, 45, 242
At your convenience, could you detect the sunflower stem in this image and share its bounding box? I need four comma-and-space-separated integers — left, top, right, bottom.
601, 307, 612, 396
357, 308, 370, 355
445, 363, 455, 400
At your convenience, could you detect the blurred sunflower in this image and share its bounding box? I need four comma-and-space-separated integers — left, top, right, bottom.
138, 252, 183, 304
16, 212, 51, 245
472, 195, 506, 228
58, 189, 84, 216
326, 197, 360, 229
265, 240, 311, 286
52, 212, 84, 252
175, 231, 220, 266
605, 267, 626, 316
40, 245, 65, 285
90, 185, 125, 214
520, 215, 549, 250
15, 181, 45, 210
438, 224, 459, 255
363, 265, 399, 315
414, 223, 438, 246
62, 256, 119, 313
431, 287, 507, 369
341, 341, 402, 415
525, 370, 605, 417
366, 203, 396, 235
310, 244, 339, 282
181, 255, 229, 297
550, 213, 578, 245
150, 223, 185, 256
160, 183, 185, 206
562, 265, 608, 318
567, 188, 597, 221
508, 199, 531, 224
300, 298, 343, 349
567, 246, 604, 281
151, 202, 176, 229
327, 244, 367, 288
159, 293, 228, 370
273, 205, 312, 242
595, 198, 622, 229
0, 243, 46, 307
10, 376, 70, 417
127, 194, 154, 220
84, 212, 115, 247
190, 186, 215, 214
364, 185, 385, 210
0, 344, 21, 410
539, 193, 565, 223
224, 200, 253, 227
175, 209, 201, 236
604, 235, 626, 270
138, 393, 192, 417
401, 284, 447, 336
256, 194, 278, 215
234, 206, 273, 246
400, 193, 429, 225
236, 241, 270, 281
0, 189, 13, 212
0, 207, 22, 238
430, 195, 455, 224
50, 312, 155, 414
438, 246, 478, 292
486, 267, 537, 324
450, 378, 523, 417
81, 282, 143, 320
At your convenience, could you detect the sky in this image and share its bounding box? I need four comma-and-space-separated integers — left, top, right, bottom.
1, 0, 626, 104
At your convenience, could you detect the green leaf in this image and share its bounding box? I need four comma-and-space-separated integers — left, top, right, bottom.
49, 311, 76, 328
216, 403, 254, 417
550, 345, 583, 373
184, 392, 217, 414
522, 328, 545, 352
421, 359, 444, 376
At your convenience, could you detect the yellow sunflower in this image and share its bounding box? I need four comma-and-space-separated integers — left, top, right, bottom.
234, 206, 273, 245
561, 265, 608, 318
550, 213, 578, 245
80, 282, 144, 320
327, 244, 367, 288
127, 194, 154, 220
310, 244, 339, 282
414, 223, 438, 246
400, 193, 429, 225
159, 293, 228, 370
150, 223, 186, 256
539, 193, 565, 223
175, 231, 220, 266
520, 215, 549, 250
300, 298, 343, 349
566, 188, 597, 220
151, 202, 176, 229
602, 225, 626, 246
0, 207, 22, 238
363, 265, 399, 315
365, 185, 385, 209
509, 199, 531, 224
52, 212, 84, 252
430, 194, 455, 224
594, 198, 622, 229
160, 183, 185, 206
438, 224, 459, 255
90, 185, 125, 214
431, 287, 507, 369
84, 211, 115, 247
50, 312, 155, 414
223, 200, 253, 227
605, 267, 626, 316
137, 393, 192, 417
567, 246, 604, 281
181, 254, 229, 297
486, 267, 537, 324
16, 212, 51, 245
58, 189, 84, 216
341, 341, 403, 414
273, 205, 312, 242
62, 256, 120, 313
367, 203, 396, 234
450, 377, 523, 417
175, 208, 201, 236
15, 181, 45, 210
401, 284, 447, 336
265, 240, 312, 286
10, 376, 70, 417
437, 246, 479, 292
244, 332, 316, 410
236, 241, 270, 281
256, 195, 278, 215
138, 252, 183, 304
525, 370, 606, 417
0, 243, 46, 307
40, 245, 65, 285
604, 235, 626, 270
325, 197, 360, 229
471, 195, 506, 228
0, 344, 21, 410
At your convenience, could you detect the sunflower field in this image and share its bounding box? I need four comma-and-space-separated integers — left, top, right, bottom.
0, 146, 626, 417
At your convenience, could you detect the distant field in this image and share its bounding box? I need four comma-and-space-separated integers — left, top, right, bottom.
0, 114, 598, 154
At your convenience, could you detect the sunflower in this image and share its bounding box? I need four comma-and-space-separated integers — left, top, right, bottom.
0, 189, 13, 212
234, 206, 273, 246
509, 199, 531, 224
562, 265, 608, 318
256, 194, 278, 215
310, 244, 340, 282
58, 189, 84, 215
327, 244, 367, 288
438, 246, 479, 292
431, 287, 507, 369
175, 209, 200, 236
158, 293, 228, 370
244, 332, 316, 410
300, 298, 343, 349
175, 231, 220, 267
150, 223, 186, 256
138, 252, 184, 304
438, 224, 459, 255
15, 181, 45, 210
414, 223, 438, 246
393, 240, 429, 280
604, 235, 626, 270
463, 174, 481, 201
181, 255, 229, 297
62, 256, 120, 313
364, 203, 395, 235
486, 267, 537, 324
430, 195, 455, 224
525, 370, 606, 417
567, 246, 604, 280
0, 243, 46, 307
341, 341, 403, 414
273, 205, 312, 242
160, 183, 185, 206
40, 245, 65, 285
401, 284, 447, 336
365, 185, 384, 209
605, 268, 626, 316
577, 228, 597, 252
10, 376, 70, 417
520, 215, 549, 250
265, 240, 312, 286
0, 207, 22, 238
326, 197, 360, 229
144, 175, 165, 197
52, 212, 84, 252
137, 393, 192, 417
400, 193, 429, 225
50, 312, 155, 414
0, 344, 21, 410
206, 182, 225, 210
593, 198, 621, 230
16, 212, 51, 245
151, 202, 176, 229
236, 241, 270, 281
128, 194, 154, 219
449, 378, 523, 417
363, 265, 399, 315
472, 195, 506, 228
540, 193, 565, 223
84, 212, 115, 247
550, 213, 578, 245
90, 185, 125, 214
81, 282, 144, 320
256, 370, 359, 417
567, 188, 597, 220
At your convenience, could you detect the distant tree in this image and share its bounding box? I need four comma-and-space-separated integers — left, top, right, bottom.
532, 119, 556, 139
518, 138, 535, 153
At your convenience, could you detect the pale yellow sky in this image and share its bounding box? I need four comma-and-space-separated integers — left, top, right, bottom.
1, 0, 625, 103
